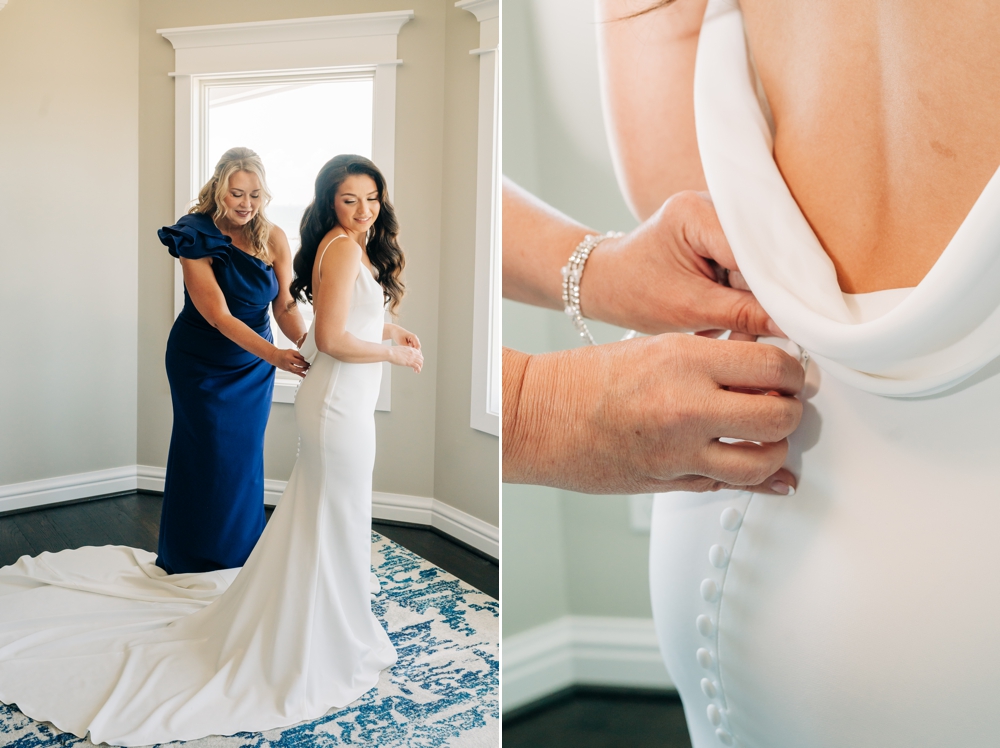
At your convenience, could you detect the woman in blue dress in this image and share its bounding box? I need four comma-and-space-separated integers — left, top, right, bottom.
156, 147, 309, 574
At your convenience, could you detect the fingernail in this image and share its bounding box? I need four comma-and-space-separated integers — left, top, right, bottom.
767, 320, 785, 338
771, 480, 795, 496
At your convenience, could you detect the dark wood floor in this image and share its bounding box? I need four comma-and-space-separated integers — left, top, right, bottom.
0, 492, 498, 598
503, 688, 692, 748
371, 520, 498, 599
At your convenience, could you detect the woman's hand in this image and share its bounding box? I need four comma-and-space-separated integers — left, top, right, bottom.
387, 324, 421, 350
503, 334, 804, 495
502, 180, 779, 338
387, 344, 423, 373
269, 347, 310, 377
583, 191, 782, 337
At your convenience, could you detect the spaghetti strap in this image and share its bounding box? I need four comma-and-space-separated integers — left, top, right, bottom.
315, 234, 351, 283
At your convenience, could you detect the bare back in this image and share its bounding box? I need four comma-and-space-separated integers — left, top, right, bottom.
741, 0, 1000, 292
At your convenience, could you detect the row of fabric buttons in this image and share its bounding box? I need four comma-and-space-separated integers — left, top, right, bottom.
695, 493, 753, 746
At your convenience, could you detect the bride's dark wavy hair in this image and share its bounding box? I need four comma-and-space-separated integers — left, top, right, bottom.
290, 155, 405, 314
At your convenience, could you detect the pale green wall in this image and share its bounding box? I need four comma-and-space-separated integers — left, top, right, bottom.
502, 0, 653, 636
0, 0, 138, 484
136, 0, 498, 526
501, 484, 570, 634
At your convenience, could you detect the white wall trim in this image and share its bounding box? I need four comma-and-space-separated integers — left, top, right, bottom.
157, 11, 414, 51
460, 0, 500, 437
455, 0, 499, 24
0, 467, 139, 515
1, 466, 498, 560
502, 615, 674, 713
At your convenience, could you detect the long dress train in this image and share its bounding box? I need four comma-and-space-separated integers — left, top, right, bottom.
0, 258, 395, 744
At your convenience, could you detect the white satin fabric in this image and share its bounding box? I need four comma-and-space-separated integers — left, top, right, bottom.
0, 262, 395, 745
650, 2, 1000, 747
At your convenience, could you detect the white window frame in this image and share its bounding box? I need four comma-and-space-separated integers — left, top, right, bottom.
458, 0, 500, 437
158, 11, 412, 409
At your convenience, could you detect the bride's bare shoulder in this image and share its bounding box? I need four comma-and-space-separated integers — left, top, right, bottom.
741, 0, 1000, 292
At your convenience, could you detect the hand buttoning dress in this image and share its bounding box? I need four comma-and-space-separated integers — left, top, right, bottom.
650, 2, 1000, 746
0, 251, 396, 742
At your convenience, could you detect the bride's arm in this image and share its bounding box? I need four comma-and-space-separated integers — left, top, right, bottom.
313, 240, 423, 372
597, 0, 708, 221
313, 240, 392, 364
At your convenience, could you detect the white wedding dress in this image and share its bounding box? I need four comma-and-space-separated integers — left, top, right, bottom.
0, 254, 395, 744
650, 2, 1000, 747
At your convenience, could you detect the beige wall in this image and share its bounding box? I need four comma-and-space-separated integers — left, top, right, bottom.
0, 0, 139, 484
433, 5, 500, 526
136, 1, 498, 525
0, 0, 495, 533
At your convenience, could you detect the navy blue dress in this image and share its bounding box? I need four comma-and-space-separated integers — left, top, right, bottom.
157, 213, 279, 574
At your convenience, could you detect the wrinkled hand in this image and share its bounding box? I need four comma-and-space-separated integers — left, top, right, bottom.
270, 347, 310, 377
503, 334, 803, 495
388, 344, 423, 373
583, 190, 781, 338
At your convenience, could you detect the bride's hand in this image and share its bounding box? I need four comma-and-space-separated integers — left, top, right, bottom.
388, 345, 423, 373
269, 347, 310, 377
583, 190, 783, 338
388, 325, 421, 350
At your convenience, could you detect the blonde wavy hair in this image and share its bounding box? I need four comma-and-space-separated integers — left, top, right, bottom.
190, 147, 274, 264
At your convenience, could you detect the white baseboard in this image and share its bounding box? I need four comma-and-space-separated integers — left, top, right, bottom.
136, 464, 166, 494
502, 616, 674, 713
270, 479, 498, 559
2, 465, 498, 559
0, 466, 139, 514
429, 496, 498, 559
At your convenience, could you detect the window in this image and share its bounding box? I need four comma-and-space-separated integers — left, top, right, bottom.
459, 0, 500, 436
203, 73, 384, 404
159, 11, 411, 408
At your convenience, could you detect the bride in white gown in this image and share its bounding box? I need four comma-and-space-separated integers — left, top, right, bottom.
598, 1, 1000, 746
0, 154, 423, 745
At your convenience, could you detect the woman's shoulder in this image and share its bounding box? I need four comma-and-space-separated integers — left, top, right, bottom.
315, 233, 362, 283
267, 223, 289, 247
266, 223, 291, 260
320, 231, 362, 259
158, 211, 232, 264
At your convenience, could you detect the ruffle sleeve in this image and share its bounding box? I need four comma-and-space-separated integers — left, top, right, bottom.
158, 213, 232, 266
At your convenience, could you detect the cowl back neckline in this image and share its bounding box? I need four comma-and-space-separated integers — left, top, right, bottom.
695, 0, 1000, 396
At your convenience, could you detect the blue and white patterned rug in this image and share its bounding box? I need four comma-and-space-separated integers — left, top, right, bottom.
0, 532, 499, 747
